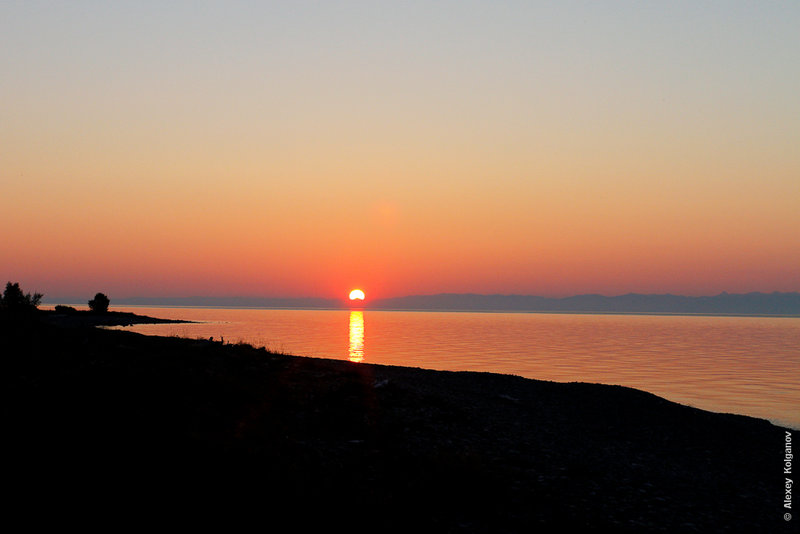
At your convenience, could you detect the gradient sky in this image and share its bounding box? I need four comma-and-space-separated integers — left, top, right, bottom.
2, 1, 799, 300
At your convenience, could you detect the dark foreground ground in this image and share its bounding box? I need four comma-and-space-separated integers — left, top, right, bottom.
2, 312, 794, 532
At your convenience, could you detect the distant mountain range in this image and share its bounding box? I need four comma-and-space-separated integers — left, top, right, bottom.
367, 292, 800, 316
47, 292, 800, 316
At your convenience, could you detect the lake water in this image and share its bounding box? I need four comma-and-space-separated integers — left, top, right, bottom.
106, 306, 800, 429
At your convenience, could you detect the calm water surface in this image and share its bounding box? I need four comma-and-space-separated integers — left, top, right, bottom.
109, 307, 800, 429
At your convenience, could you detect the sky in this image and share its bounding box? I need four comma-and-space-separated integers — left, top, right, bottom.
2, 1, 799, 300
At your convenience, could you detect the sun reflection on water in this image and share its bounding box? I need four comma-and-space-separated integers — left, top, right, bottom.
349, 310, 364, 362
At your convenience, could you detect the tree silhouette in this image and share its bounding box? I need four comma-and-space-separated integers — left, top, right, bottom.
1, 282, 42, 311
88, 292, 110, 313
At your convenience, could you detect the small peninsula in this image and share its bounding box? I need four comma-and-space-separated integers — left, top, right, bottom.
39, 308, 193, 328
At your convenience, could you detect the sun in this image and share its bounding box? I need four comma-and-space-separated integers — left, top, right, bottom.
349, 289, 365, 301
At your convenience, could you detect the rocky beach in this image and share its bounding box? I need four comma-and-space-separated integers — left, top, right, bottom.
3, 310, 793, 532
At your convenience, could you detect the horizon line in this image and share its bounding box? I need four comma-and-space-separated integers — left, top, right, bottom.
42, 289, 800, 303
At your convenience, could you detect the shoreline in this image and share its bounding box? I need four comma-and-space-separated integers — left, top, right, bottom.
41, 303, 800, 319
92, 306, 800, 431
3, 312, 793, 530
45, 303, 800, 322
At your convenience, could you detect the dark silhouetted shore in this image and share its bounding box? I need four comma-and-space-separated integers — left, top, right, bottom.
39, 308, 193, 327
2, 311, 792, 532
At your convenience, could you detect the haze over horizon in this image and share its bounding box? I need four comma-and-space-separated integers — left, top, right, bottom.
3, 2, 799, 300
38, 290, 800, 318
40, 288, 800, 302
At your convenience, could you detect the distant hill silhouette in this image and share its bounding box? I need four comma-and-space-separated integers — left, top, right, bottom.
45, 292, 800, 316
368, 292, 800, 315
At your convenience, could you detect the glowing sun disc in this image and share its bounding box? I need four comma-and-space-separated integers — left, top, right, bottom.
349, 289, 365, 301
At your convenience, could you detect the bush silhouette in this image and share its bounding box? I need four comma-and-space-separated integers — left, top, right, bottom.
1, 282, 42, 311
88, 293, 110, 313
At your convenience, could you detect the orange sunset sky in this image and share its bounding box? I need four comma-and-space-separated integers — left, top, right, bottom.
2, 2, 799, 300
